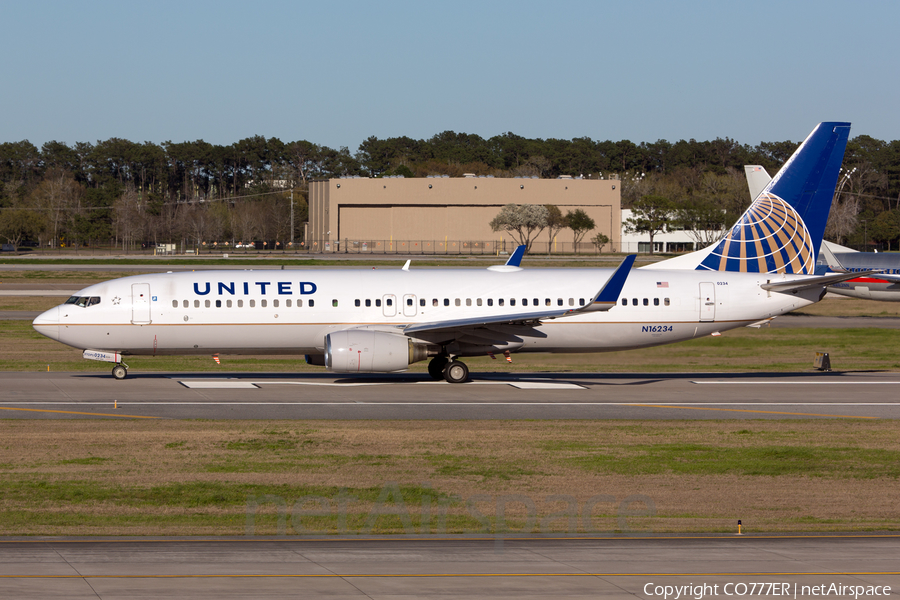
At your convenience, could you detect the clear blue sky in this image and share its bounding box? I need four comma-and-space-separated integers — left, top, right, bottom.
2, 0, 898, 151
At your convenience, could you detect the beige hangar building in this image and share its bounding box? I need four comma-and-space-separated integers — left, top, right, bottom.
306, 175, 621, 254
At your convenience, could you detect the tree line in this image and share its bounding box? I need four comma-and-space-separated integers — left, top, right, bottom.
1, 130, 899, 251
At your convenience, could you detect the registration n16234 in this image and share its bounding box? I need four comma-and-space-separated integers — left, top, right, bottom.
641, 325, 673, 333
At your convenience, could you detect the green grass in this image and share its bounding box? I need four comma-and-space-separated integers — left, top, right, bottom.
545, 443, 900, 478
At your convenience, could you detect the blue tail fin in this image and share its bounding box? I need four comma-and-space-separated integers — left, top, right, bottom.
697, 122, 850, 274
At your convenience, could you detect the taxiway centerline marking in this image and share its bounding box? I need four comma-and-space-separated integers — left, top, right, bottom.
2, 402, 898, 411
0, 406, 159, 419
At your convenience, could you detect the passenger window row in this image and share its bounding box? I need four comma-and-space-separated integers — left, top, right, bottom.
621, 298, 671, 306
171, 296, 595, 310
172, 298, 315, 308
352, 297, 588, 308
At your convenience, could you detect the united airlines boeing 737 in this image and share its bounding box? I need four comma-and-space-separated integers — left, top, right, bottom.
33, 122, 867, 382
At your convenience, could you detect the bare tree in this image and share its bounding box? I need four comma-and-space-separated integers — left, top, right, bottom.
29, 168, 83, 247
825, 195, 860, 246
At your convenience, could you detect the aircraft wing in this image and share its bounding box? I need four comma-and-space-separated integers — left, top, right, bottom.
402, 255, 636, 338
760, 270, 883, 294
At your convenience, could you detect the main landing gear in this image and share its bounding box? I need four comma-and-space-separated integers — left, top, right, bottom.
111, 363, 129, 380
427, 356, 469, 384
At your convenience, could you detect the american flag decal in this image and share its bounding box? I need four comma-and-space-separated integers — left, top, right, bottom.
657, 282, 669, 288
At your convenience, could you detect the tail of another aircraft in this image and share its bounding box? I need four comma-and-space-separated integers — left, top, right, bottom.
653, 122, 851, 275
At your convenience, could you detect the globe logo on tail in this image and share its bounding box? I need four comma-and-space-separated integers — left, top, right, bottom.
698, 193, 815, 274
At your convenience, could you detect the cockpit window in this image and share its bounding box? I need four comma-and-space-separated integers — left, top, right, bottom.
67, 296, 101, 308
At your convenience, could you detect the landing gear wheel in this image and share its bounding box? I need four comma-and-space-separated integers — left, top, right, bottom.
443, 360, 469, 384
428, 356, 449, 380
112, 364, 127, 380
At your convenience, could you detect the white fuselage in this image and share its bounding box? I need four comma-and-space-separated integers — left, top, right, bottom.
34, 267, 822, 358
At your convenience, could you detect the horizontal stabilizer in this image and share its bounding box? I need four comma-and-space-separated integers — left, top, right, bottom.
761, 270, 882, 294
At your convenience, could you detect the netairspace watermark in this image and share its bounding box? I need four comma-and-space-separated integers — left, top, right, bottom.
642, 582, 892, 599
244, 482, 655, 537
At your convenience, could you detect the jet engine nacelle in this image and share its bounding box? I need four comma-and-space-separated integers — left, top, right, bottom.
325, 330, 430, 373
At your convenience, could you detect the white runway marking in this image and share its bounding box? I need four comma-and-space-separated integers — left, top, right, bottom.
692, 381, 900, 385
179, 381, 260, 389
177, 379, 586, 390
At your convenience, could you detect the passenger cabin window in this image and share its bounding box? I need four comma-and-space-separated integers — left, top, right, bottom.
533, 298, 539, 306
487, 299, 493, 306
476, 299, 482, 306
183, 300, 189, 308
621, 298, 627, 306
407, 298, 413, 306
355, 299, 360, 307
238, 299, 243, 308
386, 298, 392, 306
522, 299, 528, 306
443, 298, 449, 306
466, 298, 472, 306
643, 298, 649, 306
632, 298, 638, 306
286, 299, 292, 307
558, 298, 563, 306
510, 299, 516, 306
332, 299, 338, 307
432, 299, 438, 307
654, 298, 659, 306
455, 299, 461, 306
194, 300, 200, 308
250, 299, 256, 308
365, 299, 371, 307
261, 299, 267, 308
216, 300, 221, 308
545, 298, 551, 306
498, 299, 504, 306
227, 299, 232, 308
297, 299, 303, 307
664, 298, 670, 306
273, 299, 279, 308
172, 300, 178, 308
205, 300, 211, 308
376, 299, 381, 307
420, 299, 425, 307
309, 299, 315, 307
568, 298, 574, 306
579, 298, 585, 306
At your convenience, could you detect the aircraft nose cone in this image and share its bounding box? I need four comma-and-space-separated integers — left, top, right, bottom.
33, 306, 59, 341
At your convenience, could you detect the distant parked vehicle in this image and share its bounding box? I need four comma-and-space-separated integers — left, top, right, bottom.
1, 243, 16, 252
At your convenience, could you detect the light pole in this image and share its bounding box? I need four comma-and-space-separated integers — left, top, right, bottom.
290, 186, 294, 252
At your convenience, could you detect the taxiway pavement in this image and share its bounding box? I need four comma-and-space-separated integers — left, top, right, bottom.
1, 370, 898, 420
0, 535, 896, 599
